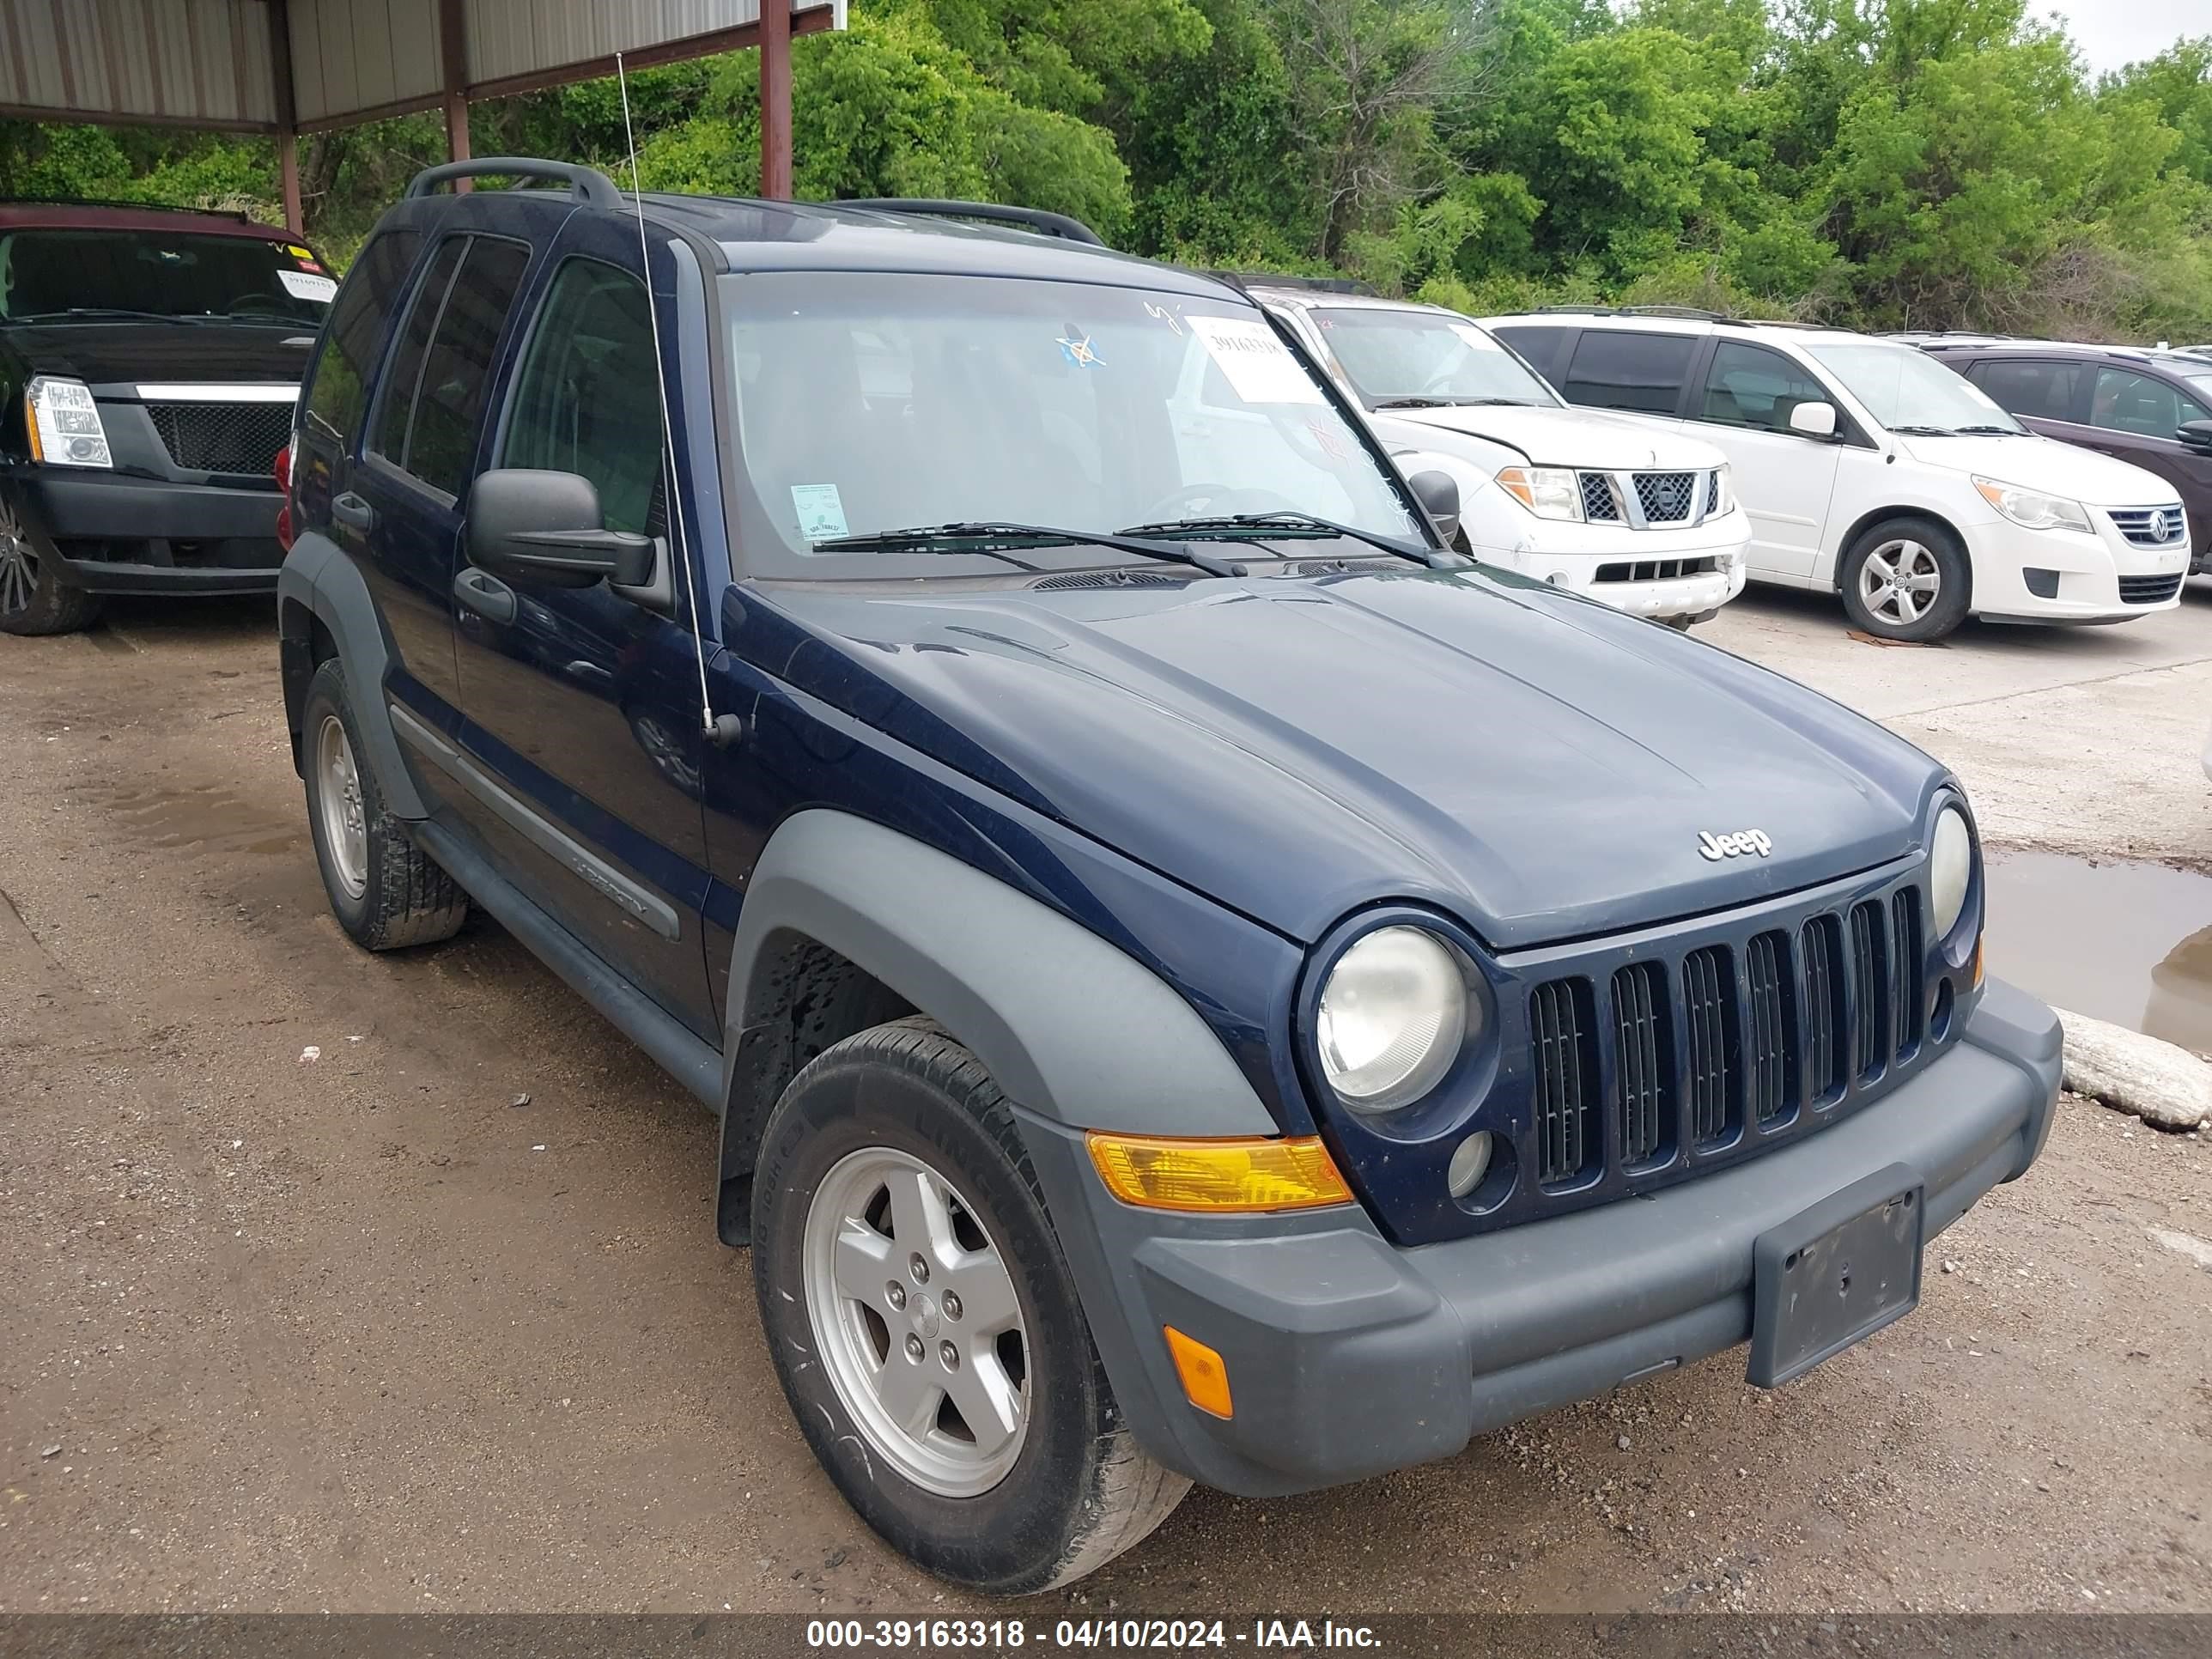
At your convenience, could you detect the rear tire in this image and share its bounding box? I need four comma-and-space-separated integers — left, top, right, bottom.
301, 658, 469, 951
1839, 517, 1971, 642
753, 1018, 1190, 1593
0, 490, 102, 637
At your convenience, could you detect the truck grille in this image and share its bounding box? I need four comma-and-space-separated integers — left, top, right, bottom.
2108, 505, 2185, 547
1594, 557, 1719, 583
146, 400, 295, 476
1633, 471, 1698, 523
1580, 474, 1621, 521
1530, 978, 1596, 1184
1525, 881, 1930, 1207
2118, 574, 2183, 605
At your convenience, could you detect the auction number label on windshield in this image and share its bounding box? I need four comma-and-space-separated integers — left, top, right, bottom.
277, 269, 337, 303
1188, 315, 1323, 406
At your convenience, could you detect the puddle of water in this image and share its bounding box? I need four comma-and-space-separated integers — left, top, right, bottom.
1982, 852, 2212, 1054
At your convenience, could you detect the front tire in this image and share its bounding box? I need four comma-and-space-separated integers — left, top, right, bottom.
1839, 517, 1971, 641
753, 1018, 1189, 1593
0, 490, 102, 637
301, 658, 469, 951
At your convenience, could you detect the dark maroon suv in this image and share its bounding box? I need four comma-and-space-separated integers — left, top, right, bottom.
1919, 339, 2212, 572
0, 201, 333, 634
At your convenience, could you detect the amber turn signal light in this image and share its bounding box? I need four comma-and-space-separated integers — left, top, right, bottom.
1085, 1132, 1353, 1213
1164, 1326, 1233, 1419
1972, 936, 1984, 988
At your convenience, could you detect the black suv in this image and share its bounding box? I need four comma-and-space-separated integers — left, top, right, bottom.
0, 199, 332, 634
1920, 338, 2212, 570
276, 158, 2060, 1593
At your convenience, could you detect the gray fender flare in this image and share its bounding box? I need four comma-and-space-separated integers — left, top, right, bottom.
716, 810, 1277, 1228
276, 531, 428, 820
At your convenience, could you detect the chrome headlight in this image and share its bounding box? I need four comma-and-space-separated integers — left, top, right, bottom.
1497, 465, 1582, 522
1930, 805, 1973, 937
1973, 476, 2089, 534
25, 375, 112, 468
1316, 926, 1471, 1110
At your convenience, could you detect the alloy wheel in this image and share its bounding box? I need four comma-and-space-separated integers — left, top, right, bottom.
1859, 538, 1942, 627
314, 714, 369, 900
803, 1146, 1030, 1498
0, 498, 38, 619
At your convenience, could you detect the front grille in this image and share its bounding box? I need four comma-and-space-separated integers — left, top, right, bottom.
1593, 557, 1719, 582
1802, 914, 1846, 1102
1850, 900, 1889, 1080
1682, 945, 1739, 1145
145, 400, 294, 475
1579, 473, 1621, 521
1529, 978, 1597, 1185
1610, 962, 1668, 1165
1891, 888, 1923, 1056
2108, 505, 2185, 547
1632, 471, 1698, 523
2118, 573, 2184, 605
1745, 930, 1792, 1123
1705, 472, 1722, 514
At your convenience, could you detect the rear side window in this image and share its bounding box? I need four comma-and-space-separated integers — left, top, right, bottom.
369, 234, 531, 498
1561, 331, 1696, 415
1490, 325, 1568, 382
301, 228, 421, 447
499, 258, 662, 535
1699, 341, 1830, 433
1966, 358, 2083, 422
2089, 368, 2209, 440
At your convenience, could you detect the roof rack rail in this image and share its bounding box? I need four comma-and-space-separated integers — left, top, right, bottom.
1214, 272, 1378, 297
836, 198, 1106, 246
404, 158, 623, 211
0, 195, 258, 222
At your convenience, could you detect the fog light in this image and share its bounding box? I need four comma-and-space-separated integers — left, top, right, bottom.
1546, 571, 1569, 586
1446, 1130, 1492, 1199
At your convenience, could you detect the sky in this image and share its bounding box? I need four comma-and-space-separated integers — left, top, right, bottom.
2033, 0, 2209, 77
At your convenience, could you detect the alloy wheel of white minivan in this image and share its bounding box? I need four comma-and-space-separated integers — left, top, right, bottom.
1840, 517, 1972, 642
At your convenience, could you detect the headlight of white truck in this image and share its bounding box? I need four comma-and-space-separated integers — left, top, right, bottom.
25, 376, 112, 468
1316, 926, 1472, 1110
1496, 465, 1582, 522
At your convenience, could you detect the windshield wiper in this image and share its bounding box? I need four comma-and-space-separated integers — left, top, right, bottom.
1953, 424, 2021, 435
1886, 424, 1959, 436
808, 520, 1246, 578
1117, 511, 1460, 570
12, 307, 189, 323
1371, 395, 1531, 410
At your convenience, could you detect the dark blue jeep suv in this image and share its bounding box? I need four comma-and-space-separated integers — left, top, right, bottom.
276, 158, 2063, 1594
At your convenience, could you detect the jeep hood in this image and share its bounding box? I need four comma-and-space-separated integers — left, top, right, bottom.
752, 568, 1942, 948
4, 319, 314, 391
1370, 402, 1727, 471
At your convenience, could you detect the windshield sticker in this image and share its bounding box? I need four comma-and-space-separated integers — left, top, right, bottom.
791, 483, 849, 542
276, 269, 337, 303
1142, 301, 1184, 337
1057, 329, 1105, 369
1188, 314, 1323, 404
1305, 417, 1352, 460
1447, 322, 1504, 354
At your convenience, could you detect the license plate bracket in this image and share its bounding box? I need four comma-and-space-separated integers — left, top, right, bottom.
1747, 1162, 1924, 1389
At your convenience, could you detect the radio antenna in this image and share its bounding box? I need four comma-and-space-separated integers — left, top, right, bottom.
617, 51, 718, 742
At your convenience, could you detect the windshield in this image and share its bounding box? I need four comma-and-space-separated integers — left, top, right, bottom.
1801, 340, 2024, 434
1314, 307, 1559, 407
0, 228, 334, 323
724, 272, 1418, 562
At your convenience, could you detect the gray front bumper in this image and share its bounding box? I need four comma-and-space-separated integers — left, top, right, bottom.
1020, 978, 2062, 1498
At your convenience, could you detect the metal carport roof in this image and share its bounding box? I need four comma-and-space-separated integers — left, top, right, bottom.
0, 1, 843, 222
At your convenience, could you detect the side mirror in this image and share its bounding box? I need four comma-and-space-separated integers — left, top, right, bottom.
466, 469, 654, 589
1406, 469, 1462, 546
1788, 401, 1839, 439
2179, 419, 2212, 452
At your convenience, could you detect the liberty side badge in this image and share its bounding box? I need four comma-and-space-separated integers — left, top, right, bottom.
1058, 326, 1103, 369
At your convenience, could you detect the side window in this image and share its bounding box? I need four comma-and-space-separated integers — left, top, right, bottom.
499, 258, 663, 535
1698, 340, 1832, 432
368, 237, 468, 467
2090, 368, 2204, 440
1561, 330, 1696, 415
1491, 324, 1567, 383
369, 235, 532, 497
301, 228, 421, 447
1967, 358, 2081, 422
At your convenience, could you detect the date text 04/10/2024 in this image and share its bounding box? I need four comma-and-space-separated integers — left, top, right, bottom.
802, 1619, 1382, 1650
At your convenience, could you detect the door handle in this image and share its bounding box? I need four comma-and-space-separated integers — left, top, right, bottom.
453, 566, 518, 625
331, 491, 376, 532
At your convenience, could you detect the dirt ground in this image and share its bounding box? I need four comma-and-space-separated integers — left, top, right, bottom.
3, 587, 2209, 1616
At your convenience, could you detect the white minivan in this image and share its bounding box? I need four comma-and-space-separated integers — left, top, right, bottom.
1483, 309, 2191, 641
1249, 285, 1750, 626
